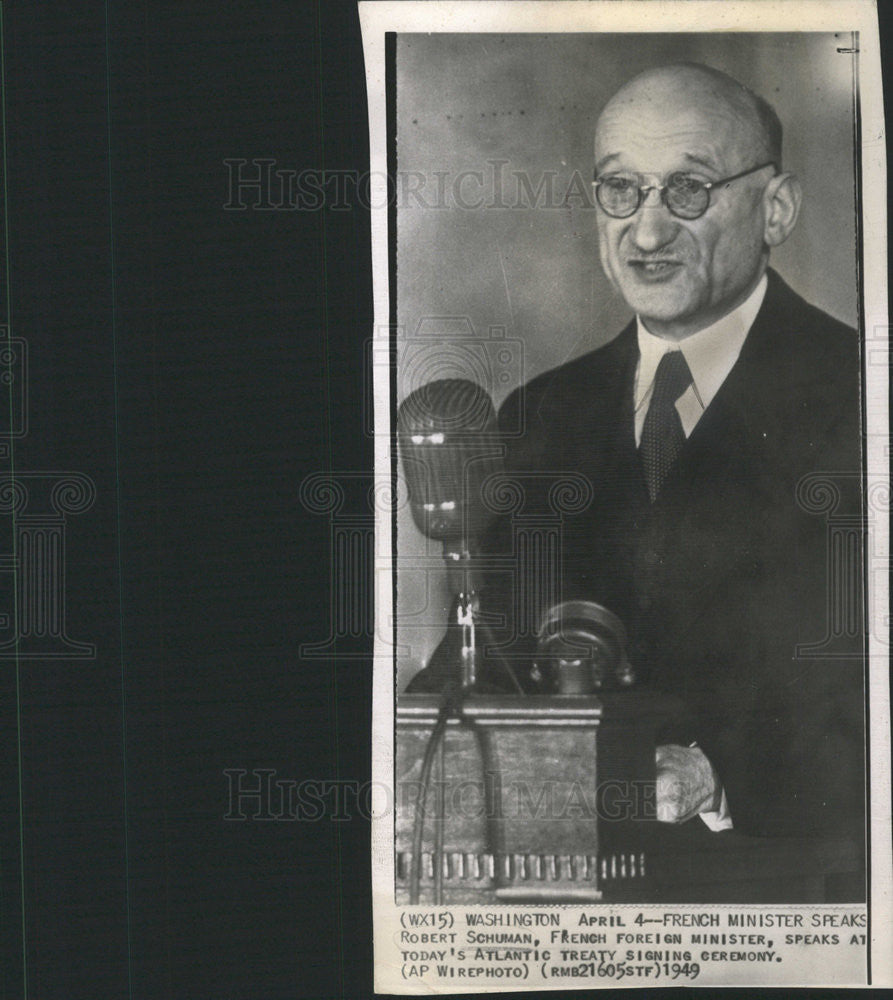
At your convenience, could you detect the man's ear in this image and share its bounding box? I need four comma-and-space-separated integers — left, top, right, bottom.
762, 172, 802, 247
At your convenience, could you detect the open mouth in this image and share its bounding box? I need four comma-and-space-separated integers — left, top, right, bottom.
627, 259, 682, 278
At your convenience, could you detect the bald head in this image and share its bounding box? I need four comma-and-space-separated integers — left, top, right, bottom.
592, 62, 800, 340
596, 63, 782, 173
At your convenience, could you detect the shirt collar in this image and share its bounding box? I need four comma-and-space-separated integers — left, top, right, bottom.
634, 272, 768, 412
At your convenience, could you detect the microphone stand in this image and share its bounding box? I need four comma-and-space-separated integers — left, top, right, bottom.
409, 536, 491, 903
442, 538, 482, 691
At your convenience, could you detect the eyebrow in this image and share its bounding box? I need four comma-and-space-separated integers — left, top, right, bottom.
680, 152, 720, 173
594, 153, 620, 173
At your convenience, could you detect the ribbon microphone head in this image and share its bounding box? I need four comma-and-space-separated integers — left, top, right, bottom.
397, 379, 504, 544
533, 600, 636, 694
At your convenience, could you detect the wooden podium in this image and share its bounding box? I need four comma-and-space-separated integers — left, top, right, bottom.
395, 693, 862, 904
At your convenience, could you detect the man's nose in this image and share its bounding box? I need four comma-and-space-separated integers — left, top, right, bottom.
628, 189, 679, 251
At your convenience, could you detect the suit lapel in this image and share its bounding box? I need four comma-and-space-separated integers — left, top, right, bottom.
655, 268, 817, 505
568, 322, 644, 488
639, 271, 803, 640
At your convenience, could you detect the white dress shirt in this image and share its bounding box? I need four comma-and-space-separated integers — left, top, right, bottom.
633, 273, 768, 832
634, 273, 768, 445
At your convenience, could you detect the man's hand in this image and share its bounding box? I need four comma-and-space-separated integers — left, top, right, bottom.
655, 744, 721, 824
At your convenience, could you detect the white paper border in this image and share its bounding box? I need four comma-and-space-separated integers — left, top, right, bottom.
360, 2, 889, 991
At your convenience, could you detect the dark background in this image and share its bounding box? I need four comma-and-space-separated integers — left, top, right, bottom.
0, 4, 887, 1000
0, 3, 371, 998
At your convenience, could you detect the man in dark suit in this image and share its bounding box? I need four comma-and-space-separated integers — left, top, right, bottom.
410, 64, 864, 849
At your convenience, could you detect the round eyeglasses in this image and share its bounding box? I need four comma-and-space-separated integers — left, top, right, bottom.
592, 161, 777, 221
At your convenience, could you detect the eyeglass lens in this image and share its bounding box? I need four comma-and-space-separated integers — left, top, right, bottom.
596, 174, 709, 219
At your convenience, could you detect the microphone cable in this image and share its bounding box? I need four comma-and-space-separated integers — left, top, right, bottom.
407, 674, 517, 903
408, 683, 461, 905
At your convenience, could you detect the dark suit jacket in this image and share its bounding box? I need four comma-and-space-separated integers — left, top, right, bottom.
409, 269, 865, 843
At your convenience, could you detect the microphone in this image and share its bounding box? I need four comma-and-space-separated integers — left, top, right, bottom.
398, 381, 513, 904
534, 600, 637, 694
397, 379, 506, 689
397, 378, 503, 549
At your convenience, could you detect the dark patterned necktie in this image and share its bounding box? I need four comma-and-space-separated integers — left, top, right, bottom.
640, 350, 693, 502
